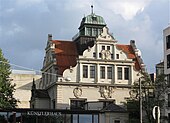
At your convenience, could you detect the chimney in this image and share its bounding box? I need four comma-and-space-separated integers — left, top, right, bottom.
48, 34, 52, 41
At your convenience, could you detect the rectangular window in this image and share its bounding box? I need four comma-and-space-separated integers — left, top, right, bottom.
93, 53, 96, 57
93, 28, 98, 36
52, 99, 55, 109
167, 74, 170, 87
167, 54, 170, 69
124, 68, 129, 80
168, 94, 170, 107
99, 53, 102, 58
111, 54, 114, 59
70, 99, 85, 110
90, 66, 95, 78
107, 67, 112, 79
83, 65, 88, 78
114, 120, 120, 123
107, 46, 110, 50
102, 46, 105, 50
100, 66, 105, 79
118, 67, 122, 80
166, 35, 170, 49
86, 28, 92, 36
116, 54, 119, 59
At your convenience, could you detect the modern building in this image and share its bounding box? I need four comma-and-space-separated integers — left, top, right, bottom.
30, 8, 145, 123
163, 25, 170, 122
10, 70, 41, 108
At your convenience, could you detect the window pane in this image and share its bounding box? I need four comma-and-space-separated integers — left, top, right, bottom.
93, 115, 99, 123
117, 67, 122, 80
90, 66, 95, 78
107, 67, 112, 79
168, 94, 170, 107
102, 46, 105, 50
83, 65, 88, 78
86, 28, 92, 36
70, 100, 85, 110
167, 54, 170, 69
79, 115, 92, 123
107, 46, 110, 50
73, 114, 78, 123
124, 68, 129, 80
93, 28, 98, 36
100, 66, 105, 79
166, 35, 170, 49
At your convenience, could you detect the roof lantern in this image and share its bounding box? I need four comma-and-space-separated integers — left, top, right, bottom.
79, 5, 106, 28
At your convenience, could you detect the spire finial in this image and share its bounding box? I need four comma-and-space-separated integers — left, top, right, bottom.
91, 5, 93, 14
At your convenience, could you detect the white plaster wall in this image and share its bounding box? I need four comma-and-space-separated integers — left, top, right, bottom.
10, 73, 41, 108
164, 26, 170, 74
56, 85, 131, 109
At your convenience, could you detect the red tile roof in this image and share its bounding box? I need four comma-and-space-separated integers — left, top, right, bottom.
116, 44, 141, 71
52, 40, 78, 75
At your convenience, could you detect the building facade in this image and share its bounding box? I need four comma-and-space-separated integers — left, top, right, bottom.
10, 70, 41, 108
163, 26, 170, 122
30, 10, 145, 123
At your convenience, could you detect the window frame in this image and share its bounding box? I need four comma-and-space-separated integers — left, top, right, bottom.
90, 66, 96, 78
100, 66, 105, 79
117, 67, 122, 80
107, 67, 113, 79
83, 65, 88, 78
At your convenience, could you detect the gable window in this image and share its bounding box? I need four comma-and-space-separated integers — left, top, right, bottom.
118, 67, 122, 80
111, 54, 114, 59
107, 67, 113, 79
93, 53, 96, 58
102, 46, 105, 50
116, 54, 119, 59
83, 65, 88, 78
90, 66, 96, 78
107, 46, 110, 50
100, 66, 105, 79
166, 35, 170, 49
124, 68, 129, 80
167, 54, 170, 69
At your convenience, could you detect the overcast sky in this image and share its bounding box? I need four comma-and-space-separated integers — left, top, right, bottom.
0, 0, 169, 73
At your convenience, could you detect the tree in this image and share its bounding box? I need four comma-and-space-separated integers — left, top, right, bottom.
127, 71, 167, 123
0, 48, 18, 108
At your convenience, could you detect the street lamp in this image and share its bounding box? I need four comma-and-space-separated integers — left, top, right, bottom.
139, 78, 142, 123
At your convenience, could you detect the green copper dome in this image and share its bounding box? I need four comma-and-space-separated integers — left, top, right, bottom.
80, 13, 106, 27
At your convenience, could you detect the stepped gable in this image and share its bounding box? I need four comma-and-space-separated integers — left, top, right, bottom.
52, 40, 78, 75
116, 44, 141, 71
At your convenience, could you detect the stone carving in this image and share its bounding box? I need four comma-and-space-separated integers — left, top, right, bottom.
101, 50, 111, 60
73, 87, 82, 98
99, 86, 114, 99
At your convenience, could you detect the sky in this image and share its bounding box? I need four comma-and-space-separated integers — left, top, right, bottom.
0, 0, 169, 73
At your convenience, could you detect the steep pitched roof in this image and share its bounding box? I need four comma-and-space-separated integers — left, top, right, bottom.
52, 40, 78, 75
116, 44, 141, 71
34, 89, 50, 98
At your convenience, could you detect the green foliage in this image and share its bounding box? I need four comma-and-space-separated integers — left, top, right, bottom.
127, 71, 167, 123
0, 48, 18, 108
